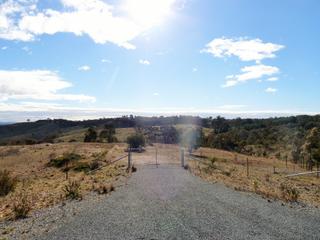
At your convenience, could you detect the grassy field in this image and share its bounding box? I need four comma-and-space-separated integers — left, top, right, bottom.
188, 147, 320, 207
0, 143, 129, 220
54, 127, 136, 143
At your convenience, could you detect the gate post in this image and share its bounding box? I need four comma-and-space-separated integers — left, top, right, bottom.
180, 148, 185, 168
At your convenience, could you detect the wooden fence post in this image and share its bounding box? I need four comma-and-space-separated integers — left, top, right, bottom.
246, 158, 249, 178
156, 147, 158, 168
285, 155, 288, 169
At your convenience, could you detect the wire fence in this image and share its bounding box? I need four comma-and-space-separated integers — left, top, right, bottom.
88, 154, 128, 174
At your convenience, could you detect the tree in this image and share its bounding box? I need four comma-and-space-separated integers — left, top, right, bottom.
127, 133, 145, 149
211, 116, 230, 134
99, 124, 117, 143
84, 127, 97, 142
303, 127, 320, 169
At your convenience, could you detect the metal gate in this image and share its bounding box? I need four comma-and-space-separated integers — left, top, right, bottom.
131, 143, 181, 167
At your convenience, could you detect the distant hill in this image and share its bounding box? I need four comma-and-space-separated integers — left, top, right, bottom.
1, 115, 320, 160
0, 116, 200, 144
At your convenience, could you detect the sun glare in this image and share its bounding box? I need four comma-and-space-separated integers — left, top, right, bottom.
123, 0, 176, 28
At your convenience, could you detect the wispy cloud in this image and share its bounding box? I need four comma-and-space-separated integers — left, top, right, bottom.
101, 59, 112, 63
222, 65, 279, 88
0, 70, 95, 102
22, 46, 32, 54
153, 92, 159, 96
202, 37, 284, 63
267, 77, 279, 82
265, 87, 278, 93
78, 65, 91, 71
139, 59, 151, 65
192, 67, 198, 72
1, 46, 7, 50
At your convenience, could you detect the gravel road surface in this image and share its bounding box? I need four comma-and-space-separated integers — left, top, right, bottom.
35, 164, 320, 240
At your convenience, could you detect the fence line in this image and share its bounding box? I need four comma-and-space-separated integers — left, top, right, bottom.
88, 154, 128, 174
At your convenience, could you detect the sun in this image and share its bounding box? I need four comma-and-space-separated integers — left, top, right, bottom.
123, 0, 176, 28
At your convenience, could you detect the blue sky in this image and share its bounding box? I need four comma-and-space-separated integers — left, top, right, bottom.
0, 0, 319, 121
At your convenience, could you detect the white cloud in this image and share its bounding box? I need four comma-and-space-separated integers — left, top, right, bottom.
1, 46, 8, 50
202, 37, 284, 63
0, 0, 177, 49
267, 77, 279, 82
0, 0, 36, 41
139, 59, 150, 65
153, 92, 159, 96
22, 46, 32, 54
265, 87, 278, 93
222, 64, 279, 88
101, 59, 112, 63
192, 67, 198, 72
0, 70, 95, 102
78, 65, 91, 71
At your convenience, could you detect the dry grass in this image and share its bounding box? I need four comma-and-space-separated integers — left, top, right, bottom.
0, 143, 129, 221
188, 147, 320, 206
55, 127, 136, 143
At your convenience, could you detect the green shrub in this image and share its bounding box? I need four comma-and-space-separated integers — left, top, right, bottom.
48, 153, 81, 168
127, 133, 145, 149
64, 180, 82, 200
84, 127, 97, 142
73, 162, 90, 172
0, 170, 17, 196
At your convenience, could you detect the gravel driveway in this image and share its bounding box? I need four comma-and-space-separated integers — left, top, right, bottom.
34, 164, 320, 240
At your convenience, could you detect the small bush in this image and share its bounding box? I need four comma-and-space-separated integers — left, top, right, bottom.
0, 170, 17, 196
131, 164, 137, 172
207, 157, 217, 169
12, 190, 31, 219
64, 180, 82, 200
127, 133, 145, 149
48, 153, 81, 168
94, 183, 115, 194
280, 183, 299, 202
89, 160, 101, 171
73, 162, 90, 172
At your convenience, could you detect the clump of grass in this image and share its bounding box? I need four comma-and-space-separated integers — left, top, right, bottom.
48, 153, 81, 168
89, 160, 101, 171
64, 180, 82, 200
94, 183, 115, 195
265, 174, 271, 182
0, 170, 17, 196
253, 180, 259, 192
280, 183, 299, 202
73, 160, 101, 173
12, 190, 31, 219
